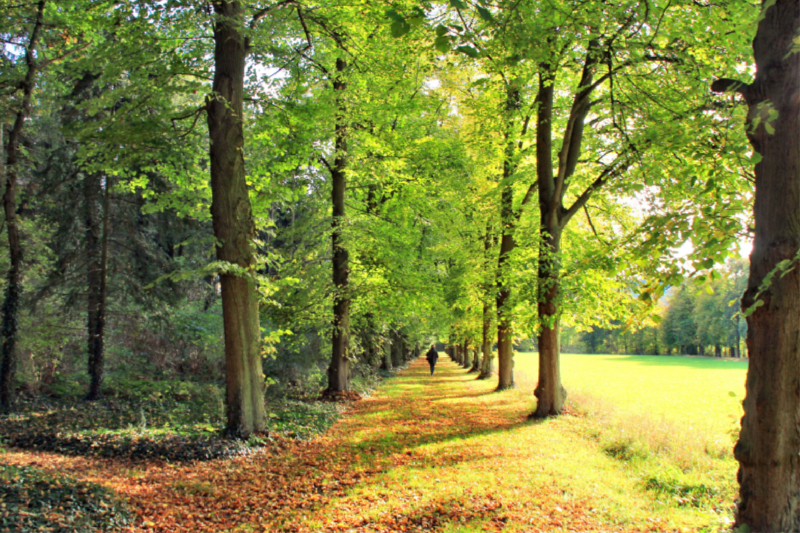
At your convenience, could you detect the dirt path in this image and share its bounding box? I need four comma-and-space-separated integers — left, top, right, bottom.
3, 358, 681, 532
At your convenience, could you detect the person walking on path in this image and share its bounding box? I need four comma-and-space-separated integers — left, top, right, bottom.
426, 344, 439, 375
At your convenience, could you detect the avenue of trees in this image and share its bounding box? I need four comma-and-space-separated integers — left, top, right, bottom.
3, 0, 800, 529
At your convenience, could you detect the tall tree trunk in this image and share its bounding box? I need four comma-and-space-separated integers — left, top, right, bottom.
462, 338, 471, 368
479, 229, 495, 379
85, 173, 108, 401
496, 85, 521, 391
534, 227, 566, 417
207, 0, 266, 437
391, 330, 403, 367
470, 343, 481, 373
479, 298, 495, 379
327, 56, 351, 393
712, 1, 800, 528
0, 0, 45, 413
496, 185, 515, 390
381, 338, 392, 371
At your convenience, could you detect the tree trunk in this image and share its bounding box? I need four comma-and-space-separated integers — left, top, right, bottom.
470, 344, 481, 373
207, 0, 266, 437
478, 298, 495, 379
533, 227, 566, 418
85, 172, 109, 401
495, 181, 515, 390
0, 0, 45, 413
391, 331, 403, 367
327, 56, 351, 393
462, 338, 471, 368
381, 338, 392, 371
724, 1, 800, 528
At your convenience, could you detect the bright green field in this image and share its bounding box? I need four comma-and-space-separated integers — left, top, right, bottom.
516, 352, 746, 446
514, 352, 747, 525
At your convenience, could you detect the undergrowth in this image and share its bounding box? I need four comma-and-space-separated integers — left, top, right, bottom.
0, 463, 132, 533
0, 369, 380, 461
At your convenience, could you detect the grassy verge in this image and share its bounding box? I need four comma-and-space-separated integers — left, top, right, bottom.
514, 352, 745, 531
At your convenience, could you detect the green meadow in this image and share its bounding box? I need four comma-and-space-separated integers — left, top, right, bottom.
516, 352, 748, 525
517, 353, 747, 445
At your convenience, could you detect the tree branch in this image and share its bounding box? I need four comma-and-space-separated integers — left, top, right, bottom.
317, 155, 333, 174
711, 78, 751, 98
250, 0, 297, 27
561, 154, 631, 225
583, 205, 608, 245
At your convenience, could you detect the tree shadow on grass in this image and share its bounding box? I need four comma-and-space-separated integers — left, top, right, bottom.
334, 358, 540, 463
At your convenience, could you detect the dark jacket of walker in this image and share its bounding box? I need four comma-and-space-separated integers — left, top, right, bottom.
426, 347, 439, 364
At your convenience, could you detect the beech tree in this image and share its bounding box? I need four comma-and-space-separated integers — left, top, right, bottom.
712, 0, 800, 528
205, 0, 300, 437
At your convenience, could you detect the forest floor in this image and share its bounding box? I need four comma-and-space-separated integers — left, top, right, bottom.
1, 357, 729, 532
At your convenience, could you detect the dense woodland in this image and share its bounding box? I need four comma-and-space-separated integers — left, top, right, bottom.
3, 0, 800, 530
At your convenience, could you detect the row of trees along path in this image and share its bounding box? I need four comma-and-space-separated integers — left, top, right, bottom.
6, 356, 695, 532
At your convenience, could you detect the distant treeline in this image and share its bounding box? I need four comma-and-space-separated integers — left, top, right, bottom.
557, 260, 748, 358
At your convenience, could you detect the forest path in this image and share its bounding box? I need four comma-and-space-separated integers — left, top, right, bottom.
3, 358, 685, 532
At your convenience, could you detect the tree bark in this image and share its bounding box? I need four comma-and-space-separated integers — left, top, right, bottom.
495, 85, 521, 391
0, 0, 45, 413
495, 184, 515, 389
85, 172, 108, 401
479, 229, 495, 379
530, 41, 599, 418
381, 338, 392, 371
462, 338, 471, 368
470, 343, 481, 373
207, 0, 267, 437
533, 227, 566, 417
391, 331, 403, 368
327, 56, 351, 393
726, 1, 800, 528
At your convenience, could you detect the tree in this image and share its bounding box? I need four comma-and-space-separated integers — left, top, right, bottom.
206, 0, 269, 437
0, 1, 46, 411
713, 0, 800, 528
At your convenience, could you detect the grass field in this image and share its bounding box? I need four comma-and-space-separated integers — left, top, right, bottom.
516, 353, 747, 453
515, 352, 747, 527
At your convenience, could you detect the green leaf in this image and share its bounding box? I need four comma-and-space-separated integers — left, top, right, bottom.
434, 35, 451, 54
385, 9, 404, 22
742, 299, 764, 318
449, 0, 467, 8
476, 6, 494, 22
455, 45, 480, 58
435, 24, 449, 37
391, 19, 411, 38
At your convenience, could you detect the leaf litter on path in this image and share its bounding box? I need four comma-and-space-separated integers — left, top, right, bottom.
2, 359, 694, 532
